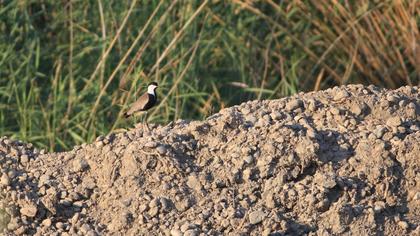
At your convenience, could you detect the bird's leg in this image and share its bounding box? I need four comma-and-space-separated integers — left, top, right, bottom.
140, 113, 145, 130
144, 111, 150, 131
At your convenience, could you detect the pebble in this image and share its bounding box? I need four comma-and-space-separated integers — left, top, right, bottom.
160, 197, 173, 212
71, 213, 80, 224
95, 141, 104, 148
386, 95, 399, 103
350, 103, 363, 116
407, 102, 416, 109
15, 226, 28, 235
20, 154, 29, 164
156, 145, 167, 155
334, 90, 350, 101
270, 111, 282, 120
413, 192, 420, 201
39, 174, 50, 186
249, 210, 266, 225
1, 173, 11, 186
322, 176, 337, 189
285, 99, 303, 111
56, 222, 65, 229
42, 218, 52, 227
144, 141, 158, 148
73, 158, 89, 172
7, 219, 19, 231
149, 207, 159, 217
330, 107, 340, 115
244, 155, 254, 164
19, 202, 37, 217
184, 229, 199, 236
398, 221, 409, 229
373, 126, 387, 139
80, 223, 92, 234
187, 175, 202, 191
180, 222, 196, 232
373, 201, 386, 212
170, 229, 183, 236
399, 100, 407, 107
386, 117, 402, 127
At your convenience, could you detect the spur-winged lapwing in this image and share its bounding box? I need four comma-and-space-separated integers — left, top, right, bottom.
124, 82, 158, 129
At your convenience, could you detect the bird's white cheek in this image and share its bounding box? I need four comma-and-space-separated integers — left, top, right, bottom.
147, 86, 156, 94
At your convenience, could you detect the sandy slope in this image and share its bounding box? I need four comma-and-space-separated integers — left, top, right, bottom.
0, 84, 419, 235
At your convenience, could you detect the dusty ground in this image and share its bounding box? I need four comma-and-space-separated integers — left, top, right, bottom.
0, 84, 419, 236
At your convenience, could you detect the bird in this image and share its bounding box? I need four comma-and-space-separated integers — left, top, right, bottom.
123, 82, 158, 129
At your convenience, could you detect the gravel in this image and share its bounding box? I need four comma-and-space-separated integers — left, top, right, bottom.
0, 84, 419, 235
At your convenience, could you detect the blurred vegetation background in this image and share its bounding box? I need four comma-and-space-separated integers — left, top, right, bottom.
0, 0, 419, 151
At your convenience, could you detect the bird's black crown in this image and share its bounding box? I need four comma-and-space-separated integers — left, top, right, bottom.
149, 82, 158, 87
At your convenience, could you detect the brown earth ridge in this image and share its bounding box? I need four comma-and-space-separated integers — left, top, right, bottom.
0, 84, 419, 235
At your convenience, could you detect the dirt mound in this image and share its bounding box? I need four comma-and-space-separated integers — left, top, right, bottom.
1, 85, 419, 235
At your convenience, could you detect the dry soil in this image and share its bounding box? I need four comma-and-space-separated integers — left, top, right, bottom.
0, 84, 419, 235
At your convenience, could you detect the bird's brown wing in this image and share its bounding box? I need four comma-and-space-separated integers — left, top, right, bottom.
125, 93, 149, 116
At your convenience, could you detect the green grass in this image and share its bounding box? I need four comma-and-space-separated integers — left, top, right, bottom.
0, 0, 419, 151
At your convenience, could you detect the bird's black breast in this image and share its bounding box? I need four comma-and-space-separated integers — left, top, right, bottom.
141, 93, 157, 111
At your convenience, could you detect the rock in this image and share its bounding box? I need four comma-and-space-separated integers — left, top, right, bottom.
170, 229, 183, 236
95, 141, 104, 148
285, 99, 303, 111
144, 141, 158, 148
249, 210, 266, 225
323, 176, 337, 189
330, 107, 340, 115
7, 218, 19, 231
398, 100, 407, 107
39, 174, 50, 186
1, 173, 11, 186
373, 201, 385, 212
160, 197, 173, 212
187, 175, 202, 191
149, 207, 159, 217
270, 111, 282, 120
156, 145, 167, 154
386, 94, 399, 102
19, 202, 37, 217
71, 213, 80, 225
244, 155, 254, 164
413, 192, 420, 201
73, 158, 89, 172
55, 222, 65, 229
407, 101, 416, 109
80, 223, 92, 234
184, 229, 199, 236
139, 204, 149, 213
334, 90, 350, 101
86, 230, 98, 236
350, 103, 363, 116
373, 126, 387, 139
14, 226, 27, 235
307, 99, 317, 111
42, 218, 52, 227
180, 222, 196, 232
20, 154, 29, 164
398, 221, 409, 229
386, 117, 402, 127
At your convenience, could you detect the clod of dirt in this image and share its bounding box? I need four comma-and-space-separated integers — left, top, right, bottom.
0, 84, 419, 235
